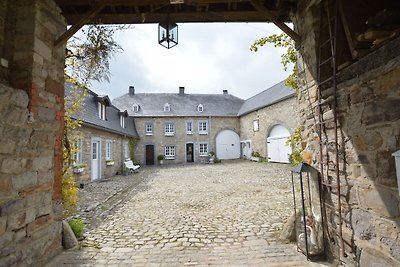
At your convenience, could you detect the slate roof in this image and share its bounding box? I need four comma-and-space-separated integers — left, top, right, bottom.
237, 81, 295, 116
113, 91, 245, 117
65, 83, 138, 137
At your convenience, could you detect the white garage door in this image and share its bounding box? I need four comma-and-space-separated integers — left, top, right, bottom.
216, 130, 240, 160
267, 125, 292, 163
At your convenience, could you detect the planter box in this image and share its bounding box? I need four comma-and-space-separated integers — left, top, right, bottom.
251, 157, 260, 162
106, 161, 115, 166
73, 167, 85, 174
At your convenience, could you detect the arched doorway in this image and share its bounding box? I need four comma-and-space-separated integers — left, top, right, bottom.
216, 130, 240, 160
267, 124, 292, 163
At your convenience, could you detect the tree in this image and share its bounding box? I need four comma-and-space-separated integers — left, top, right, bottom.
250, 33, 299, 93
62, 24, 124, 217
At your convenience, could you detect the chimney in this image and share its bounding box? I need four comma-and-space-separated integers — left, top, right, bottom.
179, 86, 185, 96
223, 90, 228, 95
129, 86, 135, 95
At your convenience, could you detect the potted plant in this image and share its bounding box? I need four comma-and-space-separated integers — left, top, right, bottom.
251, 151, 261, 162
123, 166, 130, 176
106, 159, 115, 166
157, 154, 164, 165
208, 151, 215, 163
73, 164, 87, 174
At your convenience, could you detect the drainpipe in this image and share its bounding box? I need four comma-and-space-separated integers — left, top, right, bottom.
209, 115, 212, 152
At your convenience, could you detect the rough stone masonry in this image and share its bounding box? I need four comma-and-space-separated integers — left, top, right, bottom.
0, 0, 66, 266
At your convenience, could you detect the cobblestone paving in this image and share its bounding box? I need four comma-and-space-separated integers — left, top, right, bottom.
48, 161, 327, 266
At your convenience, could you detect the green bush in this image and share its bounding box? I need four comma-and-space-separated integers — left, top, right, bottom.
68, 219, 85, 239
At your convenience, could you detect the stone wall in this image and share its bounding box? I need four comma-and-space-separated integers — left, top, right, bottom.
295, 1, 400, 265
239, 97, 299, 158
0, 0, 65, 266
134, 116, 240, 165
72, 126, 130, 183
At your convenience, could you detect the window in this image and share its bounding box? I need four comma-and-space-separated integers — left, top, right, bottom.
164, 146, 175, 159
253, 119, 259, 132
164, 103, 171, 112
123, 141, 129, 159
106, 140, 112, 160
98, 102, 106, 120
199, 143, 208, 156
145, 122, 153, 135
120, 115, 125, 128
165, 123, 175, 136
133, 103, 140, 112
186, 121, 193, 134
197, 104, 203, 112
73, 139, 82, 165
198, 120, 208, 134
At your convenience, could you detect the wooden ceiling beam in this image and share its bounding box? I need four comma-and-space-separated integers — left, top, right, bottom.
249, 0, 300, 44
63, 11, 271, 24
56, 0, 249, 6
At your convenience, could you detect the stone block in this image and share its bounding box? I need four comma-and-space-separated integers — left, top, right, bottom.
0, 198, 25, 216
7, 211, 26, 231
381, 237, 400, 262
26, 214, 50, 235
12, 171, 38, 191
14, 227, 27, 241
349, 208, 376, 241
25, 208, 37, 225
32, 156, 52, 171
5, 108, 28, 126
0, 216, 6, 235
37, 106, 55, 122
37, 204, 52, 217
10, 89, 29, 108
62, 220, 78, 249
360, 247, 400, 267
33, 36, 52, 61
0, 140, 16, 154
358, 188, 400, 218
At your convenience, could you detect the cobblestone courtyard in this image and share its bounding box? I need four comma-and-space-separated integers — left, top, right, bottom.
48, 161, 323, 266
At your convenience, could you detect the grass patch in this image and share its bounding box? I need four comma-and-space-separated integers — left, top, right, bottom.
68, 218, 85, 239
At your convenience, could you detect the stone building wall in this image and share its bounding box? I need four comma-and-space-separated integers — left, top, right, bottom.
239, 97, 299, 158
71, 126, 130, 184
134, 116, 240, 165
0, 0, 66, 266
295, 1, 400, 265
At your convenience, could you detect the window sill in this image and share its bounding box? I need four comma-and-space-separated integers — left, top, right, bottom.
199, 132, 208, 135
186, 132, 193, 135
165, 133, 175, 136
145, 133, 153, 136
165, 156, 175, 160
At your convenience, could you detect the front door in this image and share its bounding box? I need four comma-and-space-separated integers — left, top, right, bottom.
145, 145, 155, 165
91, 139, 101, 181
186, 143, 194, 162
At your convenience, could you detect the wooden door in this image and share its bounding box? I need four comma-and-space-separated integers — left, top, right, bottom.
145, 145, 154, 165
186, 143, 194, 162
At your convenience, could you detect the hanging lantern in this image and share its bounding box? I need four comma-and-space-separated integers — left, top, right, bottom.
158, 17, 178, 49
291, 163, 325, 259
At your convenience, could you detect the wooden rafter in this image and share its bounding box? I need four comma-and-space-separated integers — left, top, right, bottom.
249, 0, 300, 44
54, 1, 107, 47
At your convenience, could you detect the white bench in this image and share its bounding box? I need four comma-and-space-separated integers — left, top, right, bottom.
124, 160, 140, 173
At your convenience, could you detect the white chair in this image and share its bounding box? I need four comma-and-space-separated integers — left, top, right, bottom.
124, 159, 140, 173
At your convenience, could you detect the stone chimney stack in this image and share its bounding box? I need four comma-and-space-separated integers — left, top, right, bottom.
129, 86, 135, 95
223, 90, 228, 95
179, 86, 185, 96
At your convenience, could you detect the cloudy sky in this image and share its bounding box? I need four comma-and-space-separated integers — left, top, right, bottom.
90, 23, 290, 101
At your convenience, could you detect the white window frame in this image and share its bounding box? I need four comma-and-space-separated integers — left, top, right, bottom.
106, 140, 112, 160
132, 103, 140, 112
253, 119, 259, 132
123, 141, 129, 160
165, 122, 175, 136
145, 122, 153, 135
73, 139, 83, 165
120, 115, 125, 128
164, 103, 171, 112
186, 121, 193, 134
197, 104, 203, 112
164, 145, 176, 160
98, 102, 106, 120
198, 120, 208, 135
199, 142, 208, 156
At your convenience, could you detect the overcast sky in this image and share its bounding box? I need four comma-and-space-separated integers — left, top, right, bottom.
90, 23, 290, 101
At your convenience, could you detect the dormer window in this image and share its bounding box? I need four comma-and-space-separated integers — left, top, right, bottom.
120, 115, 125, 128
133, 103, 140, 112
164, 103, 171, 112
197, 104, 203, 112
98, 102, 106, 120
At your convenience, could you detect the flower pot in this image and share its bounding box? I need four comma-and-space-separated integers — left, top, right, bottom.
159, 160, 164, 165
73, 167, 85, 174
106, 161, 115, 166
